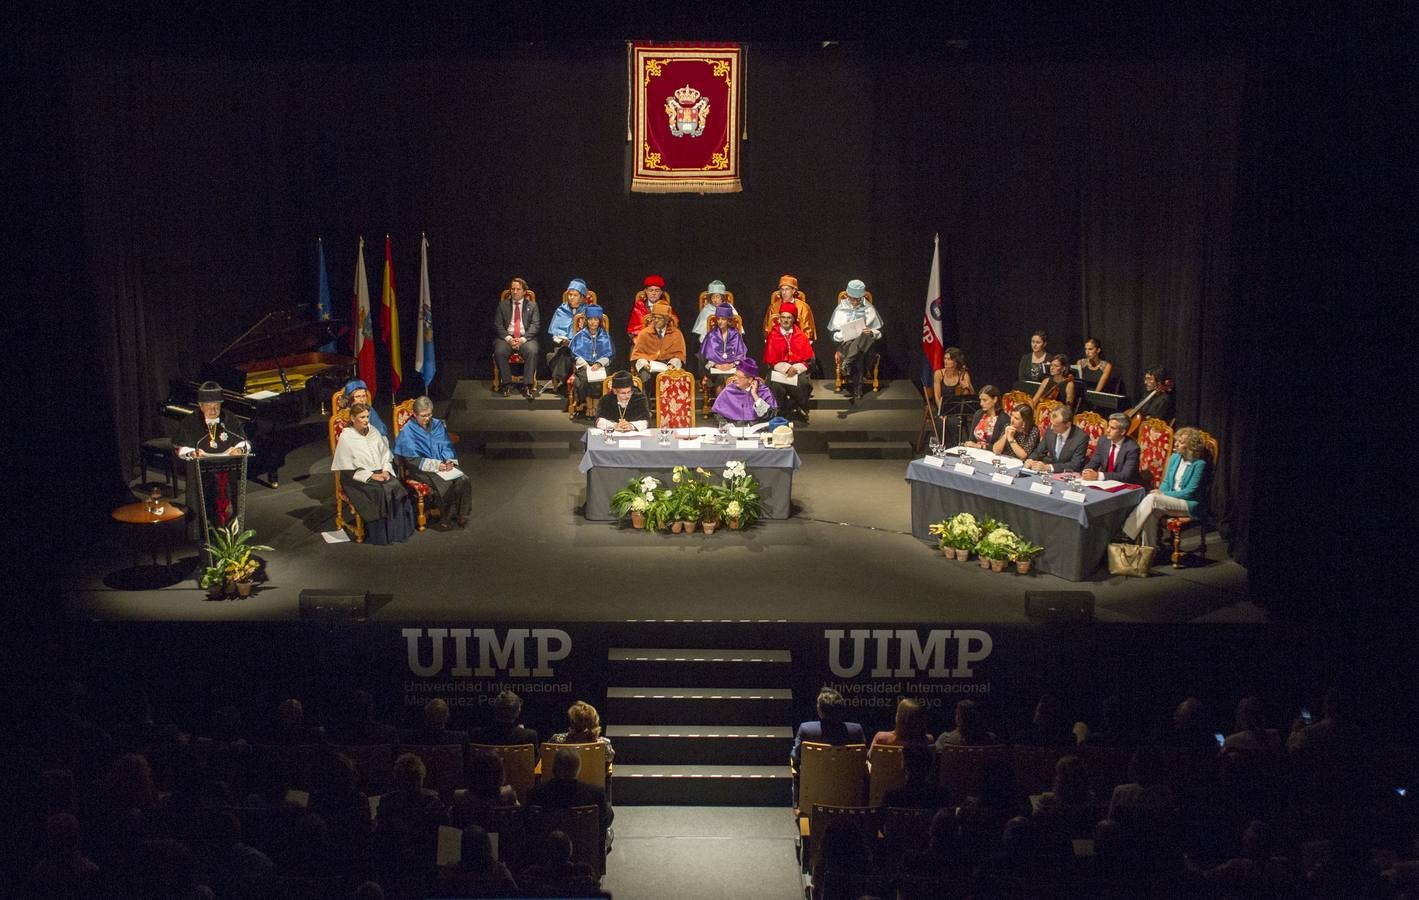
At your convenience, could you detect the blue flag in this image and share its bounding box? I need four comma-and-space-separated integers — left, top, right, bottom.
316, 238, 335, 352
415, 234, 436, 389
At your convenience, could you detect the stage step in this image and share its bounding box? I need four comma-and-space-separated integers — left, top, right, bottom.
607, 647, 791, 688
825, 440, 916, 459
605, 686, 792, 725
481, 441, 571, 459
606, 724, 794, 766
604, 647, 796, 805
611, 765, 792, 806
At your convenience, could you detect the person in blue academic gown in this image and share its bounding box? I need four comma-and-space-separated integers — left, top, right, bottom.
341, 379, 388, 438
391, 395, 471, 527
570, 304, 615, 417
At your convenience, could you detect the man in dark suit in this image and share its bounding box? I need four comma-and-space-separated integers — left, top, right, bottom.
526, 748, 613, 849
1081, 413, 1141, 484
470, 690, 539, 747
1024, 405, 1089, 473
494, 276, 541, 398
790, 688, 867, 805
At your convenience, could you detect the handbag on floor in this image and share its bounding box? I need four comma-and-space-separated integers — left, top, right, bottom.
1108, 541, 1153, 577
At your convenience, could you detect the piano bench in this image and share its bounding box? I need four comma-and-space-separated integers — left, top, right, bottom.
140, 438, 179, 490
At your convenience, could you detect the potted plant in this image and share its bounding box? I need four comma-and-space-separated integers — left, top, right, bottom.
1012, 538, 1044, 574
642, 486, 675, 533
945, 512, 982, 560
927, 520, 953, 557
611, 475, 661, 529
670, 466, 714, 533
974, 517, 1003, 568
202, 519, 273, 598
701, 482, 727, 534
720, 460, 763, 529
978, 525, 1018, 572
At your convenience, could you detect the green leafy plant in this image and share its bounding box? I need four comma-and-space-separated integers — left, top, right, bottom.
977, 524, 1019, 561
201, 519, 273, 588
611, 475, 661, 520
720, 460, 763, 526
1011, 538, 1045, 561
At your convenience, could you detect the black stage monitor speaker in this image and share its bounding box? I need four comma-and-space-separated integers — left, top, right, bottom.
1025, 591, 1095, 624
300, 589, 371, 621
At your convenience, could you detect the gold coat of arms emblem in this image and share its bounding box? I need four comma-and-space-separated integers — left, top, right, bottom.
664, 84, 709, 138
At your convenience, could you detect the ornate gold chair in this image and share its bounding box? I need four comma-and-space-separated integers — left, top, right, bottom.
1002, 390, 1031, 414
655, 368, 697, 429
1073, 410, 1107, 458
1165, 429, 1219, 568
831, 289, 881, 392
698, 308, 746, 415
491, 286, 537, 393
1034, 398, 1064, 440
1137, 417, 1175, 491
630, 288, 677, 335
328, 409, 364, 543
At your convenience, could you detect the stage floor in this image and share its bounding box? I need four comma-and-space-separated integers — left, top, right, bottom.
68, 426, 1258, 626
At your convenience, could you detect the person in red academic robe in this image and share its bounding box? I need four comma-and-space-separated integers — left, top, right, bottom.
763, 301, 815, 424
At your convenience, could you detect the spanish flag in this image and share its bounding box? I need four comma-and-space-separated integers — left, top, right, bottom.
380, 234, 402, 393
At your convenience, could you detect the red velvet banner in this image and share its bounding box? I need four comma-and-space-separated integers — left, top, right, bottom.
630, 43, 742, 194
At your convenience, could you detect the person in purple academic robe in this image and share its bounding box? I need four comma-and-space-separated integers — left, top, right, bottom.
711, 357, 777, 425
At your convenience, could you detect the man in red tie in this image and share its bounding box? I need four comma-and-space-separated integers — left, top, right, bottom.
1081, 413, 1141, 484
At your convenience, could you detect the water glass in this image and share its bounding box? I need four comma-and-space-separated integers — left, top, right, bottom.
719, 424, 732, 445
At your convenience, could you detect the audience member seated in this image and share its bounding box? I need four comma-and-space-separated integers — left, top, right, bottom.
710, 358, 776, 426
407, 697, 470, 749
1286, 685, 1362, 759
309, 750, 374, 858
871, 697, 935, 749
1221, 696, 1283, 754
1154, 696, 1218, 753
518, 829, 599, 897
392, 394, 471, 528
374, 752, 449, 895
451, 749, 519, 829
1080, 413, 1141, 484
1078, 695, 1139, 748
205, 809, 275, 896
1121, 425, 1209, 549
935, 699, 999, 747
88, 752, 161, 873
443, 824, 520, 897
791, 687, 867, 784
1103, 745, 1179, 865
974, 815, 1057, 880
27, 812, 100, 897
595, 371, 650, 433
264, 697, 325, 745
899, 807, 975, 884
332, 689, 399, 746
332, 402, 417, 544
550, 700, 616, 766
470, 689, 539, 747
527, 748, 613, 851
1012, 693, 1076, 748
883, 744, 953, 810
1023, 404, 1089, 474
1029, 755, 1097, 843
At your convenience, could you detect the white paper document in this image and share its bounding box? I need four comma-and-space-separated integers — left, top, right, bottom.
958, 446, 1023, 469
244, 389, 280, 400
1061, 490, 1088, 503
647, 360, 670, 373
837, 318, 866, 341
991, 473, 1015, 485
1086, 479, 1128, 489
617, 439, 642, 449
678, 439, 702, 449
1029, 481, 1053, 495
435, 467, 465, 481
437, 825, 462, 867
921, 455, 945, 468
586, 366, 607, 382
322, 530, 352, 543
770, 369, 799, 386
709, 364, 737, 375
953, 462, 976, 475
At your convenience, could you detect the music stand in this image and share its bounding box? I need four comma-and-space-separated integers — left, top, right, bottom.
185, 453, 250, 564
938, 396, 976, 448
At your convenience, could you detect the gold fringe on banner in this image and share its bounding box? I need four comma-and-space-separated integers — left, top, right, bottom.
626, 42, 633, 142
631, 179, 743, 194
741, 47, 748, 141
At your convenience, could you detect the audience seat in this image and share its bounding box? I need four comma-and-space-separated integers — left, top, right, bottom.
935, 744, 1012, 802
470, 742, 536, 804
538, 741, 608, 791
866, 744, 906, 808
330, 743, 394, 796
397, 743, 466, 803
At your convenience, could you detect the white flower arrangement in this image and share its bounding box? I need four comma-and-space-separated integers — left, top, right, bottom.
724, 499, 743, 517
631, 496, 649, 511
640, 476, 661, 492
723, 460, 748, 481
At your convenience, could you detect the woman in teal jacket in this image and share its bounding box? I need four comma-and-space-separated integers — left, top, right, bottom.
1122, 426, 1208, 547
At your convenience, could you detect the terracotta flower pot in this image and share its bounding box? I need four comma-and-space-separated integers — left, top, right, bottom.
728, 517, 742, 530
1016, 559, 1033, 574
630, 511, 645, 529
990, 558, 1007, 572
703, 519, 719, 535
206, 586, 227, 601
671, 521, 684, 534
235, 581, 253, 598
942, 547, 953, 558
979, 555, 991, 569
682, 520, 698, 533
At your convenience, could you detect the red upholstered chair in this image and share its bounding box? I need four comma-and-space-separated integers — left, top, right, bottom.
763, 287, 817, 340
1165, 429, 1219, 568
328, 410, 365, 543
655, 368, 697, 429
832, 289, 882, 392
1137, 417, 1174, 491
1073, 410, 1107, 458
492, 286, 538, 392
1034, 399, 1064, 440
1002, 390, 1031, 415
390, 399, 438, 531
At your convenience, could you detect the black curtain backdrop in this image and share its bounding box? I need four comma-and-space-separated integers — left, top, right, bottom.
48, 40, 1279, 588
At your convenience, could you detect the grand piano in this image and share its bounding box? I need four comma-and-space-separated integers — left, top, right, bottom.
165, 306, 355, 483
